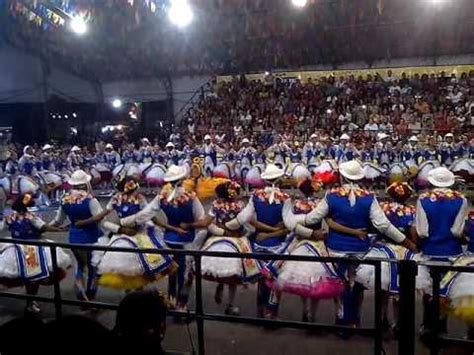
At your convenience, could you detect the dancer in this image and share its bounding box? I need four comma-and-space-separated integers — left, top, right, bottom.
50, 170, 109, 301
94, 177, 175, 290
291, 160, 416, 330
0, 193, 71, 313
265, 179, 344, 322
224, 164, 296, 318
192, 181, 260, 315
415, 167, 468, 340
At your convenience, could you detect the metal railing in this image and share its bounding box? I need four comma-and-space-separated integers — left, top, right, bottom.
0, 237, 386, 355
1, 237, 474, 355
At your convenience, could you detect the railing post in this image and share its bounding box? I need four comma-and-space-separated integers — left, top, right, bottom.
398, 260, 417, 355
374, 260, 383, 355
430, 269, 441, 355
49, 245, 62, 319
194, 255, 205, 355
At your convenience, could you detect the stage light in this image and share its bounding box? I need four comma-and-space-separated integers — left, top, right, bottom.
292, 0, 307, 8
264, 71, 270, 76
70, 16, 87, 35
65, 115, 69, 119
72, 112, 77, 118
326, 109, 332, 114
168, 0, 193, 28
112, 98, 123, 108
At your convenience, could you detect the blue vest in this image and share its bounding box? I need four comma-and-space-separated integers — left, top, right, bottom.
113, 201, 141, 219
23, 161, 34, 175
252, 197, 284, 247
62, 197, 102, 244
7, 215, 41, 240
326, 192, 374, 252
42, 157, 53, 170
420, 196, 463, 257
161, 199, 195, 245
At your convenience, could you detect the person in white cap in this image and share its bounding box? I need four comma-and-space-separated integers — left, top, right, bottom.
266, 135, 290, 169
440, 133, 456, 166
292, 160, 416, 329
50, 169, 110, 302
237, 138, 256, 171
402, 136, 421, 172
139, 138, 153, 163
40, 144, 55, 171
200, 134, 225, 176
104, 143, 121, 169
113, 165, 206, 311
121, 143, 137, 164
374, 133, 391, 167
303, 133, 323, 172
163, 142, 183, 167
18, 145, 37, 176
335, 134, 359, 164
223, 164, 296, 318
67, 145, 83, 171
415, 166, 468, 338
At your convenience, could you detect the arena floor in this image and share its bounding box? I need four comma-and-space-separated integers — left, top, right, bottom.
0, 198, 471, 355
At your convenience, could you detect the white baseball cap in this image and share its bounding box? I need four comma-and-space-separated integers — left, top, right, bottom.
42, 144, 53, 151
105, 143, 113, 149
165, 142, 175, 148
340, 133, 350, 140
71, 146, 81, 152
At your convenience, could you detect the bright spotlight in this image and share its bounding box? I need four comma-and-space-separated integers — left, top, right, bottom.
168, 0, 194, 28
112, 98, 123, 108
292, 0, 308, 8
70, 16, 87, 35
72, 112, 77, 118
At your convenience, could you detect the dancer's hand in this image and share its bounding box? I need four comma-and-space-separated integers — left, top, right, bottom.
355, 229, 368, 241
175, 227, 188, 236
401, 238, 418, 253
119, 227, 137, 236
312, 230, 327, 241
180, 223, 189, 230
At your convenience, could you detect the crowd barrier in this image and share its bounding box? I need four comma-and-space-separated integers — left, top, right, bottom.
0, 237, 473, 355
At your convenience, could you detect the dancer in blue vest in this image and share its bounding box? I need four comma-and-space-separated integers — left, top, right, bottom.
40, 144, 55, 171
264, 178, 344, 322
116, 165, 207, 311
0, 193, 71, 313
18, 145, 37, 176
95, 176, 175, 290
224, 164, 296, 318
292, 160, 416, 330
415, 166, 468, 340
50, 170, 109, 301
194, 181, 260, 316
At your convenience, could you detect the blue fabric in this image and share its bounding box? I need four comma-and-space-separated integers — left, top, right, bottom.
7, 218, 41, 240
420, 197, 463, 257
161, 200, 196, 244
113, 202, 141, 219
62, 198, 102, 244
326, 193, 373, 252
23, 161, 34, 175
251, 197, 285, 248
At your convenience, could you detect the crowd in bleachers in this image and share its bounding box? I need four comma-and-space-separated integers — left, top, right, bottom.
181, 70, 474, 145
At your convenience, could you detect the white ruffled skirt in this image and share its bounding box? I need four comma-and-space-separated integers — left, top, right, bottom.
356, 245, 431, 294
0, 241, 71, 284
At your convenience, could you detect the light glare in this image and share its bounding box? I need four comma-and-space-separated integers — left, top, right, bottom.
112, 98, 123, 108
168, 0, 193, 28
292, 0, 308, 8
70, 16, 87, 35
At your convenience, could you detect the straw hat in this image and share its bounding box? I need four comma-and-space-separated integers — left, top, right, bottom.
339, 160, 365, 181
427, 167, 455, 188
261, 164, 285, 180
68, 170, 91, 186
164, 165, 188, 182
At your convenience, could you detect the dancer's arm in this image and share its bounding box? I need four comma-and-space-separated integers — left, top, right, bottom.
326, 218, 367, 240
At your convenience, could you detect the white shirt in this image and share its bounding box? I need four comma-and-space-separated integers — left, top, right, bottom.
415, 188, 467, 239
